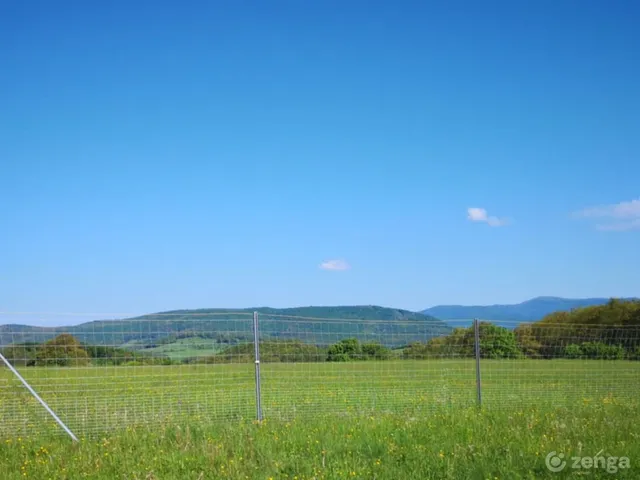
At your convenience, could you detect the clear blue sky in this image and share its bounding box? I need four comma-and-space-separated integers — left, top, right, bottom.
1, 0, 639, 325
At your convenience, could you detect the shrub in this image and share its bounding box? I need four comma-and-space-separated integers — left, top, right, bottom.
0, 343, 39, 367
563, 342, 626, 360
327, 338, 362, 361
580, 342, 625, 360
361, 342, 392, 360
326, 339, 391, 361
564, 344, 583, 359
627, 346, 640, 360
479, 323, 523, 359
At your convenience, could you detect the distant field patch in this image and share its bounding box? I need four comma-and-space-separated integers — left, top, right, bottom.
128, 337, 228, 360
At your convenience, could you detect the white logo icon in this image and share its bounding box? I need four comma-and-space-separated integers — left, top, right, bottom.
545, 451, 567, 472
544, 450, 630, 474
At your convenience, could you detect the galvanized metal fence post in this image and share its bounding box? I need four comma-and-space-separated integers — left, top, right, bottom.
0, 352, 79, 442
253, 311, 263, 421
473, 318, 482, 407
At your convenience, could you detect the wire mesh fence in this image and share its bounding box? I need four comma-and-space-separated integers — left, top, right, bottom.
0, 312, 258, 438
256, 314, 476, 421
1, 312, 639, 439
478, 321, 640, 410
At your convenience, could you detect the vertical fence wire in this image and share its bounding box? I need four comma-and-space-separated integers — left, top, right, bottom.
474, 318, 482, 407
253, 311, 263, 421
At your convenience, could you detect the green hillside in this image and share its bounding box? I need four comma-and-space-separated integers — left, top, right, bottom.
422, 296, 639, 323
0, 306, 451, 350
405, 299, 640, 361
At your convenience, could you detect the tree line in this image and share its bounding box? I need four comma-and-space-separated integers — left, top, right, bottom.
3, 299, 639, 366
182, 338, 394, 364
0, 334, 173, 367
406, 299, 640, 360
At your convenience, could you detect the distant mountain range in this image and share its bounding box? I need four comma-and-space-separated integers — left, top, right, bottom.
0, 306, 451, 348
4, 298, 638, 350
421, 296, 639, 323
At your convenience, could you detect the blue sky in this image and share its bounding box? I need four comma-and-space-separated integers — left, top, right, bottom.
1, 0, 639, 325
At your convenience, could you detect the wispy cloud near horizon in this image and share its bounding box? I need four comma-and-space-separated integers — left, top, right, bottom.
467, 207, 508, 227
574, 198, 640, 231
319, 259, 351, 271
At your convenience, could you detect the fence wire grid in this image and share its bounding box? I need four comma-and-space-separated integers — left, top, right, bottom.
0, 311, 639, 439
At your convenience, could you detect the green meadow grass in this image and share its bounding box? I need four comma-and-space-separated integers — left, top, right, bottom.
130, 338, 227, 360
1, 360, 639, 478
1, 405, 638, 479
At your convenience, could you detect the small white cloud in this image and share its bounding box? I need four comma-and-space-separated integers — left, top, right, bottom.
319, 259, 350, 271
467, 207, 507, 227
467, 207, 488, 222
576, 198, 640, 218
595, 219, 640, 232
575, 198, 640, 231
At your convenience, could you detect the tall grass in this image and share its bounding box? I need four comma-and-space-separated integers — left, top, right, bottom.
1, 359, 638, 478
1, 403, 638, 479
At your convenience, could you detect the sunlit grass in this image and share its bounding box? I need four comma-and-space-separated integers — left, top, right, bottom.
2, 359, 638, 436
0, 359, 638, 478
0, 403, 638, 479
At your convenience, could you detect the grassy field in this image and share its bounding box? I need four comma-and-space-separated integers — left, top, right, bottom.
1, 359, 638, 478
126, 337, 227, 360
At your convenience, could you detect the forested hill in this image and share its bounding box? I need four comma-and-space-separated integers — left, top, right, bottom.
403, 299, 640, 362
534, 298, 640, 326
421, 296, 639, 322
0, 305, 450, 348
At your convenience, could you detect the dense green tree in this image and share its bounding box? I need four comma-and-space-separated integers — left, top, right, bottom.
35, 334, 90, 367
403, 324, 521, 359
513, 324, 543, 358
478, 323, 522, 359
361, 342, 392, 360
325, 339, 392, 361
327, 338, 362, 361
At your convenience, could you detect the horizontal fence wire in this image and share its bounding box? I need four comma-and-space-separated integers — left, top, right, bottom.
0, 311, 639, 439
